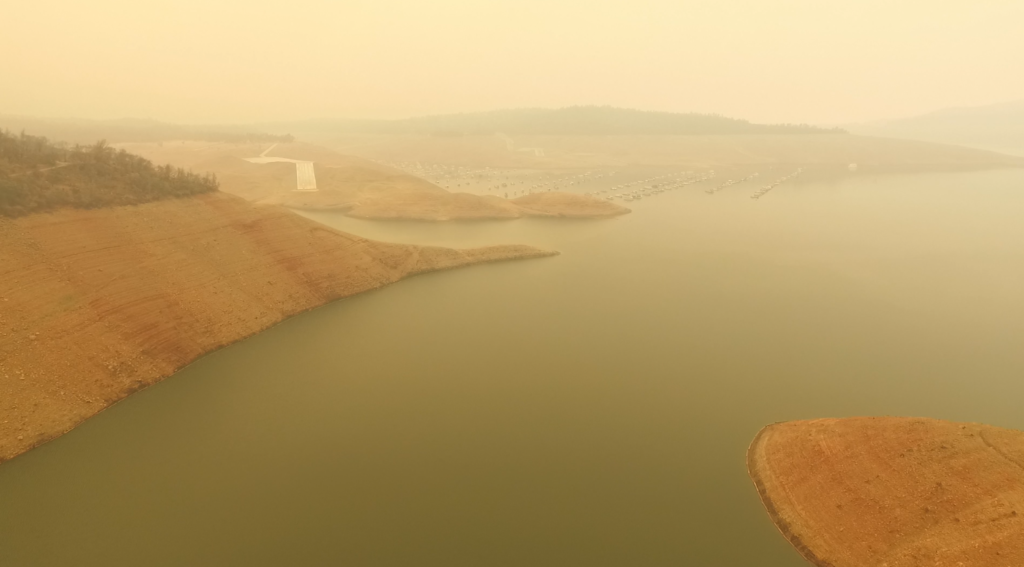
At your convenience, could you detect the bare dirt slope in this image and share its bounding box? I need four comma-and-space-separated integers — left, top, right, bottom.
748, 417, 1024, 567
116, 141, 396, 202
0, 193, 556, 463
120, 141, 630, 220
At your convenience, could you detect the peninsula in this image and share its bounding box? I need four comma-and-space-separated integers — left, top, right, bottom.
748, 417, 1024, 567
0, 133, 557, 463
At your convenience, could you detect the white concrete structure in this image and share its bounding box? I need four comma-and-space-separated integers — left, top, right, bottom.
244, 144, 317, 192
294, 162, 317, 191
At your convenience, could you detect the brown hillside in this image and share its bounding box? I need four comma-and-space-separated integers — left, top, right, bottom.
0, 193, 556, 463
748, 417, 1024, 567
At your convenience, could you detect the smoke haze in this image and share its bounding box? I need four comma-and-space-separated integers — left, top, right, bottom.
3, 0, 1022, 124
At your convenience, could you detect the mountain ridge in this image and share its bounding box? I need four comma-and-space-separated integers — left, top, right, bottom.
264, 106, 844, 136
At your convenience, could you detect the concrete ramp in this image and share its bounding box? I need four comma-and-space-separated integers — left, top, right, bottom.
244, 154, 317, 192
295, 162, 317, 191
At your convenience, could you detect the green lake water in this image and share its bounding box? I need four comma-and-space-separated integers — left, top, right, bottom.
2, 168, 1024, 566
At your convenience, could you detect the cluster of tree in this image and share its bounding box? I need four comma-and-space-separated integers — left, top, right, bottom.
0, 130, 218, 217
305, 106, 846, 137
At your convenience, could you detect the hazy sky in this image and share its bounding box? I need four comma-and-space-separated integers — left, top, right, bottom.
3, 0, 1022, 125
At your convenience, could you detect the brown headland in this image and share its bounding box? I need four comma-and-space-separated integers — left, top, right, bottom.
0, 191, 556, 463
748, 417, 1024, 567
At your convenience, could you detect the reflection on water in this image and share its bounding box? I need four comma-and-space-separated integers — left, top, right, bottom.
2, 169, 1024, 566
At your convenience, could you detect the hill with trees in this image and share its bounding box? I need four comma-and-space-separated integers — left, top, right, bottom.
0, 130, 217, 217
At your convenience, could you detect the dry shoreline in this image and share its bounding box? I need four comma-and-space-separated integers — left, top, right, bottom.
0, 193, 557, 464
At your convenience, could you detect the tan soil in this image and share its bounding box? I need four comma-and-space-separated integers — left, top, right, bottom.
119, 141, 631, 220
0, 192, 556, 464
748, 417, 1024, 567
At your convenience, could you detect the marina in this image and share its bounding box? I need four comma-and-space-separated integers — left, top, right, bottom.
750, 168, 803, 199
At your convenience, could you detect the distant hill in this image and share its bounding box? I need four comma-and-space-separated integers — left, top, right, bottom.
269, 106, 844, 137
0, 115, 293, 145
0, 130, 217, 217
850, 100, 1024, 155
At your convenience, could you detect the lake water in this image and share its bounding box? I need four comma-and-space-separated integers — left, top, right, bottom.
3, 168, 1024, 566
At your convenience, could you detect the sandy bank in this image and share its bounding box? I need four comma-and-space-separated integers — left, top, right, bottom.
748, 417, 1024, 567
0, 193, 556, 463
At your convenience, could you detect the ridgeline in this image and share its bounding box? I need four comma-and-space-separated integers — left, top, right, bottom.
284, 106, 845, 136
